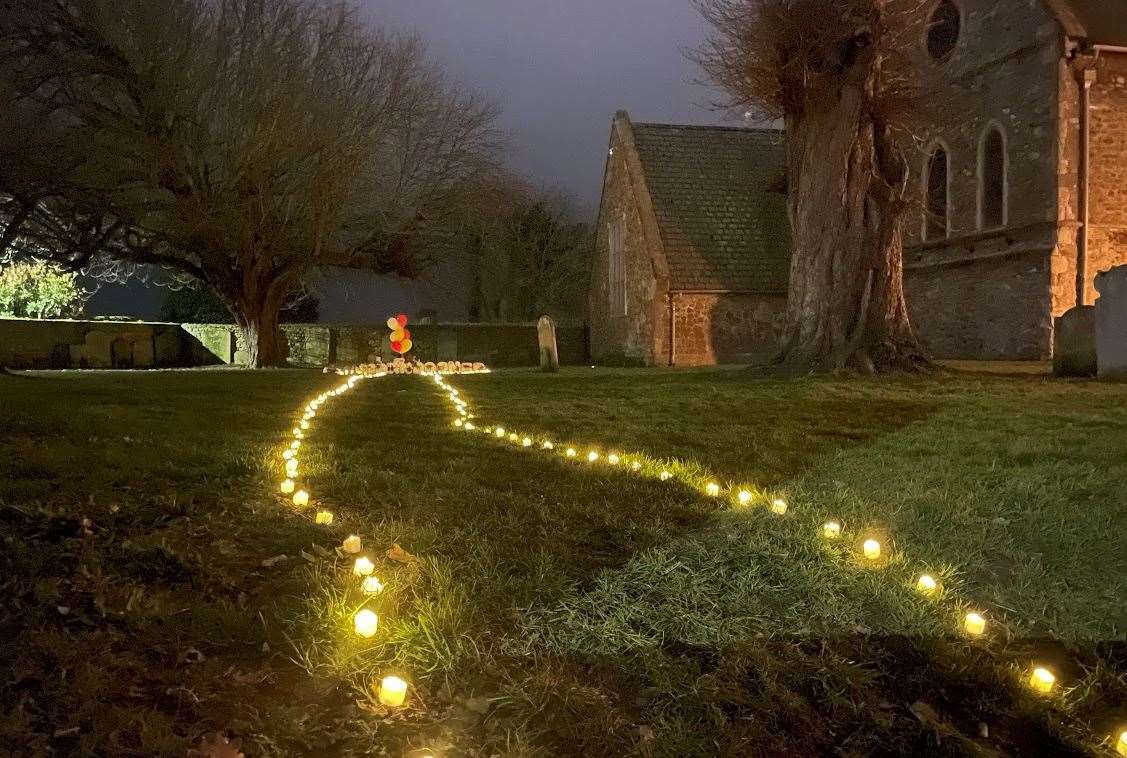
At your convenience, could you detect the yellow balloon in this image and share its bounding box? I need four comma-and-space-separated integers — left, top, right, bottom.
391, 329, 406, 342
399, 338, 413, 353
386, 317, 400, 330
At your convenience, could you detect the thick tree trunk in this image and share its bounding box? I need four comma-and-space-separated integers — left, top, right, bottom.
230, 282, 289, 369
776, 81, 928, 374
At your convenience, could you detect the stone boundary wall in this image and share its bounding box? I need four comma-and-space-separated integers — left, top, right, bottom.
0, 318, 587, 369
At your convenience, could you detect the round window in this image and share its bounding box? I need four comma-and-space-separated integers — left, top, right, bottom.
927, 1, 960, 61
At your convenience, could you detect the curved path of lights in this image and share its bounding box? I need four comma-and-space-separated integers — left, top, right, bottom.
274, 366, 1126, 756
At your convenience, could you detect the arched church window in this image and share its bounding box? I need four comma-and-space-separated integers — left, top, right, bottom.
979, 125, 1006, 229
924, 144, 949, 241
927, 1, 960, 61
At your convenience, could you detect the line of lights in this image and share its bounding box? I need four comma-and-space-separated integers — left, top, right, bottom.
430, 373, 1125, 753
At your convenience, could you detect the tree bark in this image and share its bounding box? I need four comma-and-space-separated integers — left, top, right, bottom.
229, 281, 289, 369
775, 64, 928, 374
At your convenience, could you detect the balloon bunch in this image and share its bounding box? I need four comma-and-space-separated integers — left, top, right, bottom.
387, 314, 413, 356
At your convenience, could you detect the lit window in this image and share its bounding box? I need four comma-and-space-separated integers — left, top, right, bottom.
924, 144, 949, 241
979, 125, 1006, 229
608, 214, 626, 316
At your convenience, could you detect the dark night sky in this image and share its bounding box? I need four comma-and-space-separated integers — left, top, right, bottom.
360, 0, 726, 211
90, 0, 727, 320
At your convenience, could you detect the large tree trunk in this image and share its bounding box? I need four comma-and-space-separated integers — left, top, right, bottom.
775, 65, 928, 374
230, 281, 289, 369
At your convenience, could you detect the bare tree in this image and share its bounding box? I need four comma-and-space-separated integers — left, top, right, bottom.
695, 0, 929, 373
458, 177, 591, 323
0, 0, 501, 366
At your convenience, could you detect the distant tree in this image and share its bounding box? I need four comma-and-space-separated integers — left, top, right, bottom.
0, 0, 500, 366
0, 261, 86, 319
695, 0, 929, 373
460, 180, 592, 322
161, 284, 319, 324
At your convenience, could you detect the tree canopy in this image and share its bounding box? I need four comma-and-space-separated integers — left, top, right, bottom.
0, 0, 501, 365
0, 261, 87, 319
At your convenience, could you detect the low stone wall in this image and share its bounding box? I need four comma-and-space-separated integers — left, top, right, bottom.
0, 318, 587, 369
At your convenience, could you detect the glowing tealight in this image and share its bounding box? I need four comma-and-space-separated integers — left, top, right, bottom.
286, 459, 299, 478
964, 612, 986, 636
353, 556, 375, 576
293, 428, 304, 439
566, 448, 577, 458
315, 510, 334, 525
706, 483, 720, 497
496, 427, 506, 437
916, 574, 938, 594
280, 479, 296, 495
465, 422, 475, 431
631, 461, 641, 471
1029, 667, 1055, 695
608, 454, 620, 465
290, 440, 300, 451
522, 437, 533, 447
300, 420, 310, 430
1116, 730, 1127, 757
377, 675, 408, 707
863, 539, 881, 560
342, 535, 362, 554
283, 449, 294, 461
587, 451, 600, 463
542, 441, 555, 450
660, 471, 672, 481
362, 576, 384, 594
771, 498, 787, 515
508, 433, 518, 442
737, 490, 753, 506
823, 520, 842, 538
454, 419, 463, 427
293, 489, 310, 507
354, 609, 379, 638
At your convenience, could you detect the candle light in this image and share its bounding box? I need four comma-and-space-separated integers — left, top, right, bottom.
863, 539, 881, 560
508, 433, 518, 442
1116, 730, 1127, 757
1029, 667, 1055, 695
315, 510, 334, 525
522, 437, 533, 447
542, 441, 555, 450
823, 520, 842, 538
587, 451, 599, 462
771, 498, 787, 515
293, 428, 304, 439
631, 461, 641, 471
916, 574, 938, 594
362, 576, 385, 594
353, 556, 375, 576
354, 609, 379, 638
377, 675, 408, 707
280, 479, 296, 495
290, 440, 300, 451
454, 419, 463, 427
737, 490, 753, 506
566, 448, 577, 458
293, 489, 310, 507
342, 535, 362, 554
465, 422, 475, 430
300, 420, 310, 430
964, 612, 986, 636
283, 449, 294, 461
495, 427, 506, 437
706, 483, 720, 497
608, 454, 620, 465
286, 460, 299, 478
660, 471, 672, 481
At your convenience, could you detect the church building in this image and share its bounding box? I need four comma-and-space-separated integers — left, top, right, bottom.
590, 0, 1127, 365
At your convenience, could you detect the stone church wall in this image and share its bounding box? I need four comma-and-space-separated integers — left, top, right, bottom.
662, 294, 785, 366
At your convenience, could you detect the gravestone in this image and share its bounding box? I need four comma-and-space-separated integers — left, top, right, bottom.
1052, 306, 1096, 377
538, 315, 559, 373
1095, 265, 1127, 380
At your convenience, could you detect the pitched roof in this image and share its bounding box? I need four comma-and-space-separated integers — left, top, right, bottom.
1050, 0, 1127, 46
628, 122, 791, 293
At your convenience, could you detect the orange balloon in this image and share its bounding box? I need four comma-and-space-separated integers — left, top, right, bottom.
391, 329, 406, 342
399, 338, 413, 353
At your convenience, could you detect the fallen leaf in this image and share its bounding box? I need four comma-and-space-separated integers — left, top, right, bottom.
260, 555, 289, 568
387, 543, 418, 564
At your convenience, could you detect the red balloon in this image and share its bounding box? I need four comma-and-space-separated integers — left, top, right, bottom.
396, 314, 408, 328
402, 329, 411, 341
391, 340, 403, 352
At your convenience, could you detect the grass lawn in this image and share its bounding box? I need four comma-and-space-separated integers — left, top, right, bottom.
1, 367, 1125, 756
